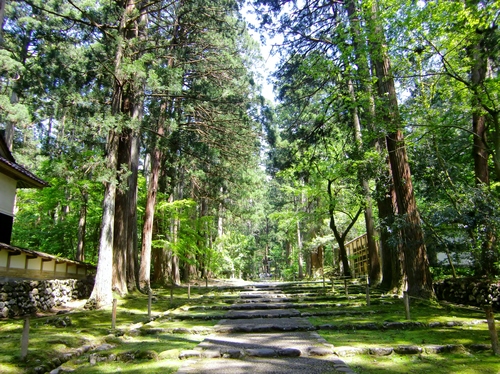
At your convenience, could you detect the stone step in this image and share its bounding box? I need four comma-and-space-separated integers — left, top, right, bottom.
176, 356, 355, 374
214, 316, 315, 333
224, 308, 301, 319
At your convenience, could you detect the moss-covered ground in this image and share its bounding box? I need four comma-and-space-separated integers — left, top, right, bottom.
0, 280, 498, 373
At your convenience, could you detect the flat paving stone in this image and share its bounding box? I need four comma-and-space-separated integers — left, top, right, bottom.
229, 302, 295, 310
197, 331, 323, 353
177, 357, 356, 374
225, 309, 301, 319
308, 346, 334, 356
245, 348, 277, 357
214, 317, 315, 333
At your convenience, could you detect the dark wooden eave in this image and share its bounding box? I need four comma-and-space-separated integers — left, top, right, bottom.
0, 241, 95, 269
0, 133, 48, 188
0, 155, 48, 188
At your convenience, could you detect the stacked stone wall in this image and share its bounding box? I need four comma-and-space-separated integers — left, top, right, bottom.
0, 278, 93, 317
434, 278, 500, 310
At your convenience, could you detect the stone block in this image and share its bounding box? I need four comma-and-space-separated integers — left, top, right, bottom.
369, 347, 393, 356
394, 345, 422, 354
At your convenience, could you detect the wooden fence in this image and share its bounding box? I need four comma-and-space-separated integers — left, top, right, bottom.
343, 233, 377, 276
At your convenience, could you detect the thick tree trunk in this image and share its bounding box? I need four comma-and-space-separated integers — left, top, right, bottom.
377, 168, 405, 292
385, 130, 433, 297
470, 6, 490, 186
87, 129, 119, 308
470, 44, 498, 275
345, 1, 382, 284
112, 130, 131, 295
471, 43, 489, 186
89, 0, 147, 303
367, 2, 433, 299
373, 168, 405, 293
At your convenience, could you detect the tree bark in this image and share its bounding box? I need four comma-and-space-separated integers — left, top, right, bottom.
139, 141, 162, 290
366, 1, 434, 298
377, 166, 405, 292
344, 0, 382, 284
347, 78, 381, 284
89, 0, 144, 306
112, 130, 131, 295
471, 42, 489, 185
0, 0, 5, 45
127, 130, 140, 290
297, 220, 304, 279
328, 180, 363, 278
87, 129, 119, 308
76, 191, 88, 262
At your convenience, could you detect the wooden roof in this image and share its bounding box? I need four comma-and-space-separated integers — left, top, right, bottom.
0, 241, 95, 269
0, 133, 48, 188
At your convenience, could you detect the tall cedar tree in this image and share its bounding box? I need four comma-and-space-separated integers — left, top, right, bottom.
364, 0, 434, 298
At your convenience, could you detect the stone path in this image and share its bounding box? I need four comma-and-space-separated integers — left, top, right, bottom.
176, 283, 355, 374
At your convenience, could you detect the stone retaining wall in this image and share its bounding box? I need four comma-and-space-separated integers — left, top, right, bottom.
434, 278, 500, 310
0, 278, 93, 317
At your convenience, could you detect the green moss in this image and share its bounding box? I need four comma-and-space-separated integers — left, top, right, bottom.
343, 352, 500, 374
318, 325, 491, 347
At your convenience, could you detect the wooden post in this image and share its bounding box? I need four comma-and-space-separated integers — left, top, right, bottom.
403, 292, 411, 320
205, 277, 208, 288
484, 306, 500, 355
148, 289, 152, 319
20, 318, 30, 360
365, 277, 370, 306
111, 298, 117, 329
170, 286, 174, 303
344, 278, 348, 297
188, 284, 191, 300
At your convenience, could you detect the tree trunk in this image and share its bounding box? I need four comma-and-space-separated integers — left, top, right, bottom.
87, 129, 119, 308
348, 78, 381, 284
152, 213, 166, 284
127, 130, 140, 290
345, 0, 382, 284
76, 191, 88, 262
171, 213, 181, 285
112, 130, 131, 295
327, 180, 363, 278
285, 240, 292, 266
0, 0, 5, 45
377, 167, 405, 292
471, 42, 489, 186
491, 113, 500, 182
297, 220, 304, 279
139, 144, 161, 290
367, 2, 433, 299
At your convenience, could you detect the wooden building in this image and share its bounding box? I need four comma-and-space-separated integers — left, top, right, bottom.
0, 242, 94, 281
0, 133, 95, 281
0, 132, 48, 244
